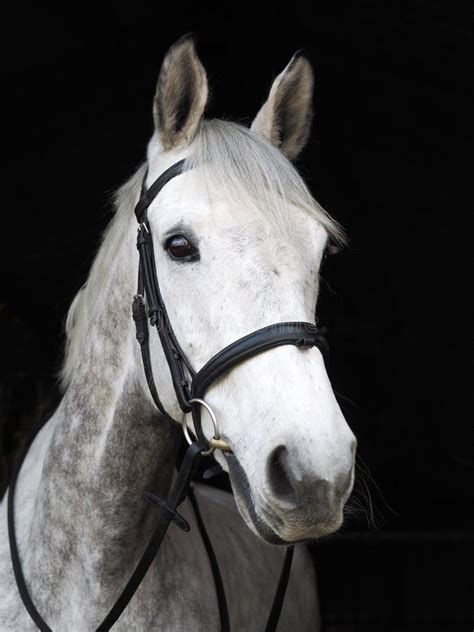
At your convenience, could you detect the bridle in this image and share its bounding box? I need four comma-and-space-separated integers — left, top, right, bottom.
8, 159, 330, 632
133, 159, 328, 449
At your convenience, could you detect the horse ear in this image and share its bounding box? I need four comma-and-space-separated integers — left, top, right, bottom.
251, 53, 314, 160
153, 34, 208, 150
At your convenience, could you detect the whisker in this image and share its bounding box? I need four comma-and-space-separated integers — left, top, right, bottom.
356, 456, 398, 517
319, 274, 339, 296
334, 390, 359, 408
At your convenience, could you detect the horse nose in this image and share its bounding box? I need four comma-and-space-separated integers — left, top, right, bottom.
267, 445, 297, 500
266, 444, 353, 506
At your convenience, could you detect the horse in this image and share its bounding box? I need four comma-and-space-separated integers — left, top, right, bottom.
0, 34, 356, 631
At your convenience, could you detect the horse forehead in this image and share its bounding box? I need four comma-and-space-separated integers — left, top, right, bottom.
152, 170, 317, 231
151, 169, 327, 265
149, 169, 210, 214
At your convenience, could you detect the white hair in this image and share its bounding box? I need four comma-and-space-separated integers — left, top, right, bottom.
185, 120, 344, 241
61, 119, 344, 389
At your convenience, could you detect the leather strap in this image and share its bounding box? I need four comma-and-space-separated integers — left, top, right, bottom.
134, 159, 186, 224
8, 437, 207, 632
190, 321, 327, 445
95, 442, 205, 631
264, 547, 294, 632
9, 422, 295, 632
188, 488, 294, 632
192, 322, 328, 400
133, 160, 196, 417
132, 294, 172, 420
136, 224, 195, 412
188, 487, 230, 632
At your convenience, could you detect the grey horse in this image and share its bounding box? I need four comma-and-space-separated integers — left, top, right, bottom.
0, 35, 356, 631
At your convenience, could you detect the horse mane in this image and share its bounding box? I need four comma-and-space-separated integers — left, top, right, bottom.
185, 120, 344, 242
60, 119, 344, 389
60, 165, 145, 390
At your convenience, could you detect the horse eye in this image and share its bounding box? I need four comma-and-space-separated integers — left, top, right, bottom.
324, 244, 341, 259
165, 235, 198, 261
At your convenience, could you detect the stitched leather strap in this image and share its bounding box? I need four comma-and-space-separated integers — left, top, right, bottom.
190, 321, 327, 444
136, 224, 195, 412
132, 294, 172, 420
134, 159, 186, 223
192, 322, 328, 400
134, 161, 196, 417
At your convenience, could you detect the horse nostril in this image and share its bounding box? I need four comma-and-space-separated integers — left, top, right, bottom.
267, 445, 296, 501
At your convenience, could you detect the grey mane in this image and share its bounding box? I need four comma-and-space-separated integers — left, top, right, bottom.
186, 120, 344, 240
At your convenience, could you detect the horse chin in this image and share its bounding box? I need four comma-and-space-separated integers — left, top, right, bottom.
222, 451, 283, 544
230, 484, 289, 545
233, 486, 343, 544
225, 452, 345, 545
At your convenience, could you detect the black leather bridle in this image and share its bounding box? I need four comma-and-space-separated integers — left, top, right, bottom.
133, 159, 328, 445
8, 159, 329, 632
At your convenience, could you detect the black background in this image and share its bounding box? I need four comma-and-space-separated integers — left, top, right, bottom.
1, 2, 472, 630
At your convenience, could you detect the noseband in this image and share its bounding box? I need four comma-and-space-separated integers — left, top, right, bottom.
133, 158, 329, 451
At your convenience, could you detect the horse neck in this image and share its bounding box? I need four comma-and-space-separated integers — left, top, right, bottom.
25, 216, 181, 611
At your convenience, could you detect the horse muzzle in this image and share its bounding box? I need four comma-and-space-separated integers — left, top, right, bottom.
226, 440, 356, 543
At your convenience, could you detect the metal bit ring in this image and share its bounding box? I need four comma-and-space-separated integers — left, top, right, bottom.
181, 398, 231, 455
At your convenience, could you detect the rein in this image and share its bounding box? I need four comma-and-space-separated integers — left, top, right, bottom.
8, 159, 329, 631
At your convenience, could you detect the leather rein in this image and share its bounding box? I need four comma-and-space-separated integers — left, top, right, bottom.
8, 159, 329, 631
